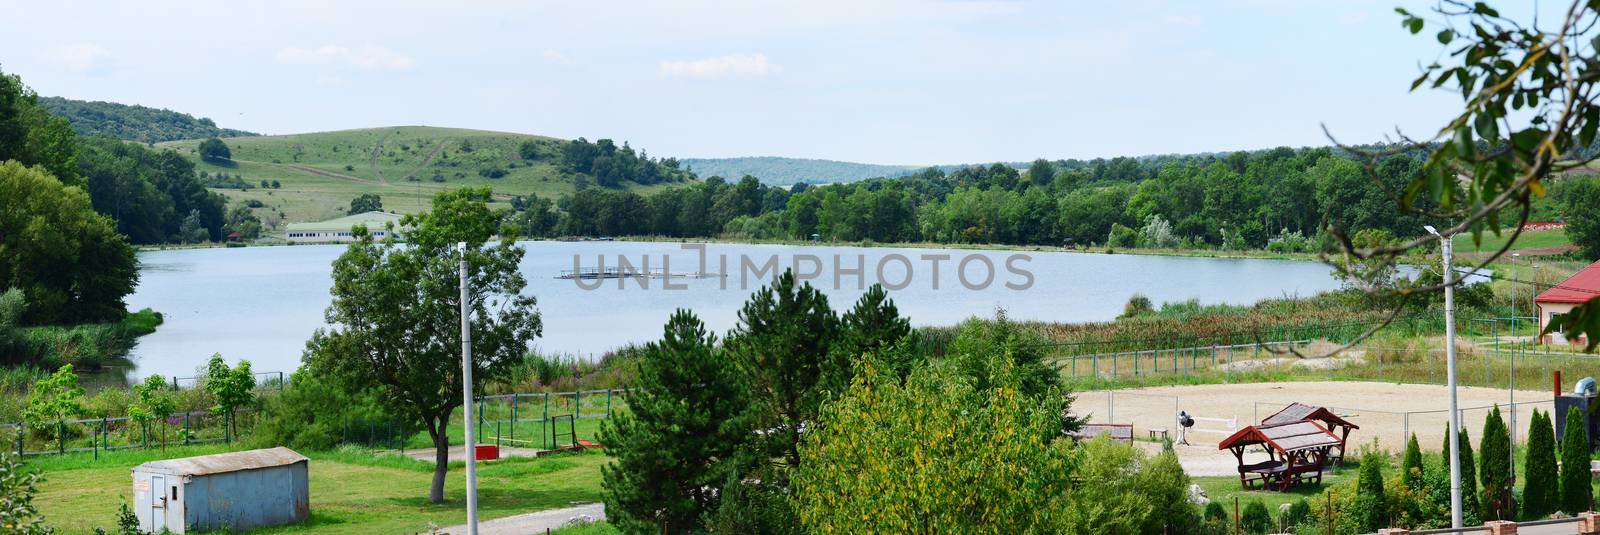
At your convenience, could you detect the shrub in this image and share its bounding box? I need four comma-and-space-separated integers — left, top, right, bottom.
1479, 406, 1512, 520
1202, 501, 1229, 535
1138, 449, 1198, 534
1560, 405, 1592, 515
1282, 498, 1311, 531
1521, 408, 1557, 519
1351, 452, 1388, 532
1120, 293, 1154, 318
0, 451, 51, 534
1402, 433, 1425, 491
1240, 499, 1272, 535
254, 369, 406, 450
1444, 426, 1483, 524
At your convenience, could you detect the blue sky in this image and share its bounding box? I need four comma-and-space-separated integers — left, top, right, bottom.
0, 1, 1503, 164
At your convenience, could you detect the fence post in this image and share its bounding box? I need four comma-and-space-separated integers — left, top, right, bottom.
183, 412, 190, 445
606, 389, 613, 417
57, 420, 64, 454
15, 423, 22, 456
576, 390, 582, 420
543, 393, 550, 450
225, 412, 232, 444
512, 395, 519, 443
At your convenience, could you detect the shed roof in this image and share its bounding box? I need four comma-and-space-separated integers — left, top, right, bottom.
1261, 402, 1359, 430
1536, 259, 1600, 304
133, 447, 307, 477
1218, 421, 1341, 454
285, 211, 404, 233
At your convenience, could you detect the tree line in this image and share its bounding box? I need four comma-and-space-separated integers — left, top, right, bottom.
500, 147, 1526, 251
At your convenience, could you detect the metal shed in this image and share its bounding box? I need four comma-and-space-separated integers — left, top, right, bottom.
131, 447, 309, 533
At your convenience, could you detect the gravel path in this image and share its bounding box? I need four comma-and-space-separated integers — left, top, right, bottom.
439, 503, 604, 535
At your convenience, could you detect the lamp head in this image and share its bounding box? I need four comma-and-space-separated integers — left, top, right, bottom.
1423, 225, 1439, 236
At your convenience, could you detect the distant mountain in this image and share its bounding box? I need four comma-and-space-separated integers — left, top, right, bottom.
680, 156, 921, 185
38, 96, 259, 143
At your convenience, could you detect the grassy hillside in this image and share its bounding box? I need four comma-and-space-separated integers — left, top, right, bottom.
157, 126, 684, 225
39, 96, 257, 143
680, 156, 920, 185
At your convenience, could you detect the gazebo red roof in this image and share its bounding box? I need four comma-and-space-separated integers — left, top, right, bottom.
1261, 403, 1359, 430
1537, 259, 1600, 304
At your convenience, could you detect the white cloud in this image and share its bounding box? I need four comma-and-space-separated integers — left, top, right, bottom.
542, 49, 565, 61
45, 43, 113, 73
659, 53, 777, 78
274, 45, 414, 71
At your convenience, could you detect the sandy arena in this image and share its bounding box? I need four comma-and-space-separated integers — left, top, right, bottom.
1079, 381, 1554, 476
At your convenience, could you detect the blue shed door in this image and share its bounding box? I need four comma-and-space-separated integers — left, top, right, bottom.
150, 475, 167, 532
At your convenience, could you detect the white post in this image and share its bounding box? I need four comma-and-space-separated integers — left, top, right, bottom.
459, 242, 479, 535
1428, 225, 1463, 529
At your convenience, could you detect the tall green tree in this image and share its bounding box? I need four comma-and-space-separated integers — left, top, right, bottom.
726, 270, 838, 470
825, 284, 912, 391
1354, 453, 1387, 533
1563, 179, 1600, 261
197, 137, 230, 161
128, 374, 176, 449
0, 161, 137, 325
600, 310, 747, 534
1479, 406, 1512, 520
304, 187, 542, 503
1522, 409, 1558, 519
349, 193, 383, 214
1560, 405, 1592, 515
0, 67, 79, 186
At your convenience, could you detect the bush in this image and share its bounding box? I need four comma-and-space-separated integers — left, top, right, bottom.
1202, 501, 1229, 535
1479, 406, 1512, 520
0, 451, 51, 534
1352, 452, 1388, 532
254, 370, 406, 450
1240, 499, 1272, 535
1120, 293, 1154, 318
1560, 405, 1592, 515
1521, 408, 1558, 519
1402, 433, 1425, 490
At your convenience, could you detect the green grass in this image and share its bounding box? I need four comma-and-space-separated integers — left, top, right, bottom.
1453, 227, 1573, 254
155, 126, 686, 225
30, 443, 609, 535
1194, 466, 1358, 514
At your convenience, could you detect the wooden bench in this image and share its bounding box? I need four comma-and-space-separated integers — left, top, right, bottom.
1068, 424, 1134, 443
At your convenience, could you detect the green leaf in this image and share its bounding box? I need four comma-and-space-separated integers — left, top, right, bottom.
1473, 2, 1500, 17
1438, 29, 1455, 44
1409, 18, 1425, 34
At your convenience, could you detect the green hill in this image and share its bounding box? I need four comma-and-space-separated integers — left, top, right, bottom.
679, 156, 920, 185
39, 96, 258, 143
157, 126, 689, 224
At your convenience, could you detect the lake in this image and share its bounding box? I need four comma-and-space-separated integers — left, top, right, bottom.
124, 241, 1345, 379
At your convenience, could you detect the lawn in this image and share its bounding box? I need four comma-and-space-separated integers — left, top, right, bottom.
155, 126, 687, 225
1453, 227, 1573, 254
1193, 466, 1357, 516
30, 444, 610, 535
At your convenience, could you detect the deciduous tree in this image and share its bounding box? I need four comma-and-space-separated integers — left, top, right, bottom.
304, 187, 541, 503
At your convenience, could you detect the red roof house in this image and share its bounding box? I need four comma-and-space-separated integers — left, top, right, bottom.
1537, 259, 1600, 345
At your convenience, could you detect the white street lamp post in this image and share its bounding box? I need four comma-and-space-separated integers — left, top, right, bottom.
1426, 225, 1463, 529
459, 242, 479, 535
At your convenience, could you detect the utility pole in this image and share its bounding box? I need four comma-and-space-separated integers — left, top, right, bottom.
459, 242, 479, 535
1426, 225, 1463, 529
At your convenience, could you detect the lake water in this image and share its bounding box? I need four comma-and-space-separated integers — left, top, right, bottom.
124, 241, 1345, 379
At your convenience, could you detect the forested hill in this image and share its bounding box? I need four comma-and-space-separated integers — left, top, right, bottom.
38, 96, 258, 143
680, 156, 921, 185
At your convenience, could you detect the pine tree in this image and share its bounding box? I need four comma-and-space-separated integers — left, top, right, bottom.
599, 310, 747, 533
1479, 406, 1512, 520
1522, 409, 1558, 519
1560, 405, 1593, 515
825, 283, 912, 392
1403, 433, 1425, 491
726, 270, 838, 469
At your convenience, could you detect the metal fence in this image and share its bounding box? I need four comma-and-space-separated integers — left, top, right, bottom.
475, 388, 628, 450
0, 409, 255, 459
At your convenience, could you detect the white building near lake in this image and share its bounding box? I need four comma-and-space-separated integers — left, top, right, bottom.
284, 211, 405, 243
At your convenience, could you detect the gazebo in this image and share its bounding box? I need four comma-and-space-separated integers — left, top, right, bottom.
1261, 402, 1359, 464
1218, 421, 1341, 491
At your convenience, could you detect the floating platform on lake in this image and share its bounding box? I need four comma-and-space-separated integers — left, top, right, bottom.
557, 267, 724, 280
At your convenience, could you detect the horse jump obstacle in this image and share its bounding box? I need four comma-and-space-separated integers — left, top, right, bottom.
1178, 414, 1237, 445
